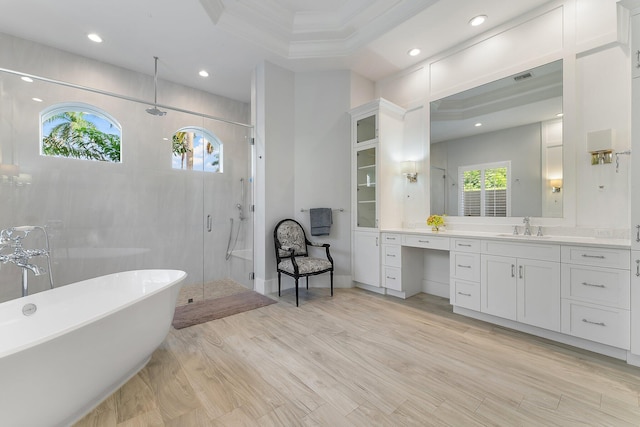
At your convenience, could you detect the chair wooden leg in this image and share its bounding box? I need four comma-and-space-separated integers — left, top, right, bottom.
306, 276, 309, 290
295, 278, 299, 307
330, 271, 334, 297
278, 272, 282, 296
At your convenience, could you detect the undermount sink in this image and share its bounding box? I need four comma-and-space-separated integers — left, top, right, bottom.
495, 233, 552, 239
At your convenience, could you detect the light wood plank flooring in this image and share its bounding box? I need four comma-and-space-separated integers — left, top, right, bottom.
75, 288, 640, 426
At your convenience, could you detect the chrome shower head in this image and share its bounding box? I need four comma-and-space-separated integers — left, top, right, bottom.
145, 106, 167, 116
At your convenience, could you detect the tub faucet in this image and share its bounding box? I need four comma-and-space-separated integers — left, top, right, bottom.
0, 226, 54, 296
523, 217, 532, 236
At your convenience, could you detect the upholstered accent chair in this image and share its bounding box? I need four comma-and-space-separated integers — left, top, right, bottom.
274, 219, 334, 306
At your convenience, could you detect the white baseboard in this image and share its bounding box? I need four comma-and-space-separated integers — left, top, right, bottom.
355, 282, 387, 295
261, 274, 352, 295
424, 280, 449, 299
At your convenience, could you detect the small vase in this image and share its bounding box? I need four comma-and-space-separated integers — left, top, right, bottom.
432, 226, 439, 232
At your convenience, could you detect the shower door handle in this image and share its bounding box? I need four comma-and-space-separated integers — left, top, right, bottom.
207, 215, 212, 232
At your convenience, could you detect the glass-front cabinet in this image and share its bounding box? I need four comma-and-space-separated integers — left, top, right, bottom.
355, 113, 377, 144
356, 146, 377, 228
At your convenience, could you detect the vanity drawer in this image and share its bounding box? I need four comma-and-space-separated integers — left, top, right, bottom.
561, 300, 630, 349
451, 238, 481, 253
451, 278, 480, 311
561, 264, 630, 309
383, 266, 402, 291
403, 234, 450, 250
382, 244, 401, 268
381, 233, 402, 244
450, 252, 480, 282
482, 240, 560, 261
561, 246, 630, 269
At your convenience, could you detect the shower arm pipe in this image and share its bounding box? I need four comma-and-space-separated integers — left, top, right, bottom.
152, 56, 159, 107
0, 67, 253, 129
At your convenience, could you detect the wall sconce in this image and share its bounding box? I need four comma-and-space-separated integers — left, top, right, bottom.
0, 163, 20, 184
549, 178, 562, 193
587, 129, 614, 165
401, 161, 418, 183
0, 163, 19, 177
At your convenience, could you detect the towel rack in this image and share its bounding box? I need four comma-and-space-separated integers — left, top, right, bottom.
300, 208, 345, 212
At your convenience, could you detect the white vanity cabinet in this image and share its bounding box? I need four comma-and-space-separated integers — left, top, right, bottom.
381, 233, 402, 291
561, 246, 631, 349
352, 231, 380, 288
449, 238, 481, 311
480, 240, 561, 332
632, 252, 640, 354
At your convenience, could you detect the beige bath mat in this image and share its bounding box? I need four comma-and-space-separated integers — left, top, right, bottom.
172, 290, 277, 329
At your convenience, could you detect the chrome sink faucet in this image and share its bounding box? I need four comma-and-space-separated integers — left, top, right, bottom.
523, 216, 532, 236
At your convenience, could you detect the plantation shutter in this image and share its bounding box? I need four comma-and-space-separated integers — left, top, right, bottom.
458, 163, 509, 217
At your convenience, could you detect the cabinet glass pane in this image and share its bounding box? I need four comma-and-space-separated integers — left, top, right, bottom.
357, 147, 376, 227
356, 114, 376, 143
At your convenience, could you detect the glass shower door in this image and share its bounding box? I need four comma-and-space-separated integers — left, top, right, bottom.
202, 117, 253, 300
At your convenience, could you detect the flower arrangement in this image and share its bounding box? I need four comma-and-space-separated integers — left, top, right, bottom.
426, 214, 445, 231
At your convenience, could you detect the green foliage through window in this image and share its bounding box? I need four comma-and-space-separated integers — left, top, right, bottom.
41, 105, 121, 163
459, 163, 510, 217
171, 127, 223, 173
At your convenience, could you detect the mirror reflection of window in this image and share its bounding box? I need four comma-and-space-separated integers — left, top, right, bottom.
171, 126, 223, 172
459, 162, 510, 217
40, 102, 122, 163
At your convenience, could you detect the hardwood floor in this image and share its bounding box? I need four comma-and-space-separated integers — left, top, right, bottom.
75, 288, 640, 426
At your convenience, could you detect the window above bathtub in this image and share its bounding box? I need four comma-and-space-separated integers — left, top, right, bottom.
40, 102, 122, 163
171, 126, 223, 173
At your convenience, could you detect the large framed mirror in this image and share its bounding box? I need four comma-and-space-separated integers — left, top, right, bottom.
430, 60, 563, 218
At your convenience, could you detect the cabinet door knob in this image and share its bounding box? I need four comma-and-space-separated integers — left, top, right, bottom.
519, 265, 524, 279
636, 225, 640, 243
511, 264, 515, 278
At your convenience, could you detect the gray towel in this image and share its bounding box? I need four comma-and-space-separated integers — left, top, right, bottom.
310, 208, 332, 236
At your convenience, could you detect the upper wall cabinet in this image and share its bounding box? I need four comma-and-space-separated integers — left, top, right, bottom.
632, 12, 640, 250
355, 114, 377, 145
634, 13, 640, 79
350, 98, 405, 231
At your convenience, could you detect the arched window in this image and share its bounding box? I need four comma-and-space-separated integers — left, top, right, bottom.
40, 102, 122, 162
171, 126, 223, 173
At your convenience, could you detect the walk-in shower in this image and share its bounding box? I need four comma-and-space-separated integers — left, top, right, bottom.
0, 62, 252, 305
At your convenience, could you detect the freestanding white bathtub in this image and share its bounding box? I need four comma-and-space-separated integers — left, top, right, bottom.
0, 269, 186, 427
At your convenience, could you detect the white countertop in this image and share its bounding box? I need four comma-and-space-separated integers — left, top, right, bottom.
381, 228, 631, 249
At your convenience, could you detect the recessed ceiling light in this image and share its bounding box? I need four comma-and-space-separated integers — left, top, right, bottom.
32, 98, 43, 102
474, 122, 483, 127
556, 113, 564, 117
21, 76, 33, 83
469, 15, 487, 27
162, 137, 169, 141
407, 48, 421, 57
87, 33, 103, 43
199, 70, 209, 77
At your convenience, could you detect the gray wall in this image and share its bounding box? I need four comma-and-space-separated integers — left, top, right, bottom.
431, 122, 542, 217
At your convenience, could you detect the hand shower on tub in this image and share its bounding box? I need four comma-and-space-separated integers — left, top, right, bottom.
226, 178, 246, 260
